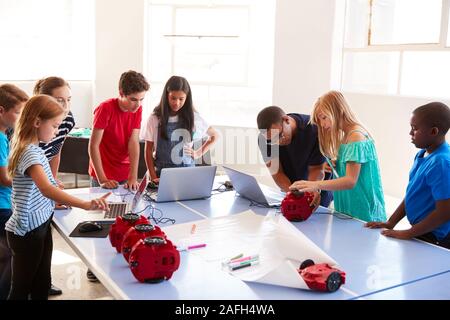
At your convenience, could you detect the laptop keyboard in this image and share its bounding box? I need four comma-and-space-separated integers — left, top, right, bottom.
266, 195, 282, 203
261, 187, 285, 203
104, 203, 128, 219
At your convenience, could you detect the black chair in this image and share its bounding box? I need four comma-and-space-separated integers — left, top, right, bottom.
60, 136, 148, 186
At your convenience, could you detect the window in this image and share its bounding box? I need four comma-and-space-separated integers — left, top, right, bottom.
342, 0, 450, 99
0, 0, 94, 80
447, 6, 450, 46
370, 0, 442, 45
145, 0, 275, 127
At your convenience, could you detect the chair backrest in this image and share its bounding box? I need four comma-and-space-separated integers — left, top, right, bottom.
60, 136, 148, 177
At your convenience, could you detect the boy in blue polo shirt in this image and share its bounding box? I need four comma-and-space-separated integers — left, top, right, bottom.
366, 102, 450, 249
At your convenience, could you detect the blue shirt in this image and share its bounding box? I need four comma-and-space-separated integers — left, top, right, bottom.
0, 132, 11, 210
334, 137, 386, 222
5, 144, 56, 236
405, 142, 450, 241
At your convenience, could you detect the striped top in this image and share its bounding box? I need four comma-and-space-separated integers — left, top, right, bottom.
5, 144, 56, 236
39, 111, 75, 160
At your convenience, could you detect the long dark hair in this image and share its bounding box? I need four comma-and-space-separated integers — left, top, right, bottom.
153, 76, 194, 140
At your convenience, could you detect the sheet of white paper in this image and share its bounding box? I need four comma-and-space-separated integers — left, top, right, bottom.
162, 211, 340, 290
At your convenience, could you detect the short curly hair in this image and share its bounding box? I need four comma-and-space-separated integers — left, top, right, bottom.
414, 102, 450, 136
119, 70, 150, 96
257, 106, 285, 130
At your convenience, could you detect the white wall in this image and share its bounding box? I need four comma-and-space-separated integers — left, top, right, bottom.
94, 0, 146, 106
2, 81, 93, 129
272, 0, 338, 113
346, 93, 450, 198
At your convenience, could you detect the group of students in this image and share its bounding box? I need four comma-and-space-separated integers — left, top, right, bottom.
0, 69, 449, 300
0, 71, 219, 300
0, 81, 111, 300
257, 91, 450, 249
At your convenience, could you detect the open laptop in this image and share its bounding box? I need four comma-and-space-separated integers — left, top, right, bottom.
222, 166, 285, 207
88, 176, 148, 221
147, 166, 217, 202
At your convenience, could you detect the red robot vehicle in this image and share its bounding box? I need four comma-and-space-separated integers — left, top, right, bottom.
298, 259, 346, 292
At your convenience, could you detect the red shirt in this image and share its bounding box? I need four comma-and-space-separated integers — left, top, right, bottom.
88, 98, 142, 182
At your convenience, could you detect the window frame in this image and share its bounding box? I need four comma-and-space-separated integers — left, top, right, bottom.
146, 3, 251, 87
144, 0, 275, 128
342, 0, 450, 96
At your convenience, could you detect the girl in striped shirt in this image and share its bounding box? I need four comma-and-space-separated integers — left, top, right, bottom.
34, 77, 75, 192
33, 76, 75, 296
5, 95, 110, 300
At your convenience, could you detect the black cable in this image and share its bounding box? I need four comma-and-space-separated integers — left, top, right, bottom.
211, 183, 234, 193
136, 190, 176, 225
232, 194, 279, 209
131, 203, 154, 215
248, 199, 274, 208
111, 189, 135, 202
313, 211, 353, 220
142, 191, 157, 203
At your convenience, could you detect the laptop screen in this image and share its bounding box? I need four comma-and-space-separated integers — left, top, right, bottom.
131, 174, 148, 209
222, 166, 284, 206
155, 166, 217, 202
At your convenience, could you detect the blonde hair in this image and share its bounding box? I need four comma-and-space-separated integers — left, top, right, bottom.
311, 90, 371, 159
8, 95, 64, 177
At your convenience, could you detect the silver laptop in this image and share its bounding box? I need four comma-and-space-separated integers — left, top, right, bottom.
89, 176, 148, 221
222, 166, 285, 207
148, 166, 217, 202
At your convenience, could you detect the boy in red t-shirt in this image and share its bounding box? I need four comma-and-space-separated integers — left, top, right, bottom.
88, 70, 150, 191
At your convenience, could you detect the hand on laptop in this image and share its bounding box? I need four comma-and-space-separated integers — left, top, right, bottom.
124, 179, 140, 191
84, 192, 111, 211
100, 179, 119, 189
